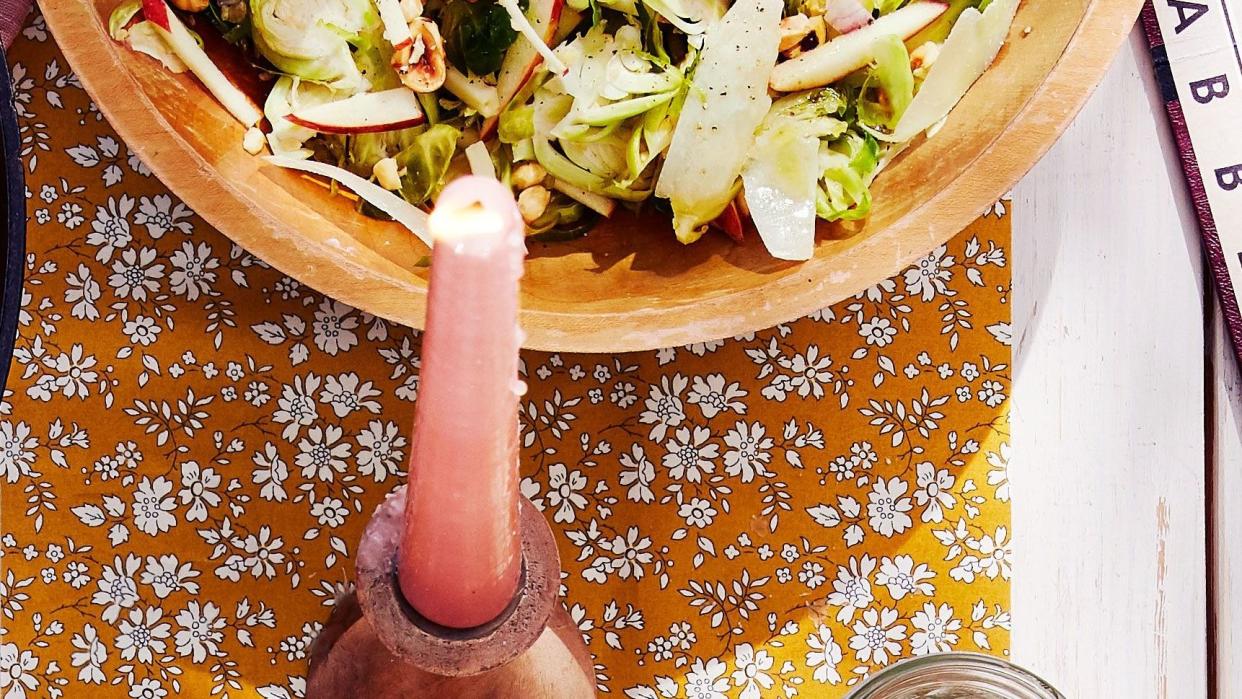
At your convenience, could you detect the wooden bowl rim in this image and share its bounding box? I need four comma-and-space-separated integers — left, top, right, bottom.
41, 0, 1142, 352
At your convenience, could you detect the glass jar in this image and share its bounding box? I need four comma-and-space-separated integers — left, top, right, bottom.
844, 653, 1064, 699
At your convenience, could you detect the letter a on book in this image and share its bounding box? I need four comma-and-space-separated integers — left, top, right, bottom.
1167, 0, 1209, 33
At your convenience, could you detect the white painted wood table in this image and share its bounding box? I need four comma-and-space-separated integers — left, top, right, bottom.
1010, 27, 1230, 698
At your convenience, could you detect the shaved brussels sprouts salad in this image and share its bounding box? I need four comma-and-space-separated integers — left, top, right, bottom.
109, 0, 1020, 259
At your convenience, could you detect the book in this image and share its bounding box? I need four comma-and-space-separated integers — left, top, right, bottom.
1142, 0, 1242, 363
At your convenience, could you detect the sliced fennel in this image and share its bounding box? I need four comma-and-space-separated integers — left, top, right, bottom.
742, 125, 819, 261
891, 0, 1020, 142
265, 156, 432, 246
654, 0, 783, 243
529, 24, 683, 201
465, 141, 498, 179
741, 89, 849, 260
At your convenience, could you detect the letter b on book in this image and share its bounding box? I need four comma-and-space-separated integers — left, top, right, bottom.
1218, 164, 1242, 191
1190, 75, 1229, 103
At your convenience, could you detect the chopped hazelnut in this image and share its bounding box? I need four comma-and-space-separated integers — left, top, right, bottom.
517, 185, 550, 224
170, 0, 210, 11
242, 127, 266, 155
779, 14, 815, 54
910, 41, 940, 79
511, 162, 547, 190
374, 157, 402, 191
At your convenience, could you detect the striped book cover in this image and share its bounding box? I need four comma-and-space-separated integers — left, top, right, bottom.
1142, 0, 1242, 363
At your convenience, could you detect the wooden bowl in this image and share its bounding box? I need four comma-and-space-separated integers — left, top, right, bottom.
42, 0, 1140, 352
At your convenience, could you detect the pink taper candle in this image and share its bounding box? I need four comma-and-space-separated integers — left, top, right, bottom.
397, 177, 526, 629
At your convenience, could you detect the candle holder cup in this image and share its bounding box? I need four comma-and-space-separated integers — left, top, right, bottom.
306, 487, 597, 698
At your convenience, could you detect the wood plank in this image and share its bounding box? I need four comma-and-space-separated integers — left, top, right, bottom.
1010, 30, 1208, 698
1212, 309, 1242, 697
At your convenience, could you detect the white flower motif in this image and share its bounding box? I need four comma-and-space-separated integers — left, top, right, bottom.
913, 462, 956, 523
129, 678, 167, 699
115, 606, 171, 664
730, 643, 774, 699
177, 461, 221, 522
804, 625, 843, 684
174, 601, 225, 662
241, 526, 286, 579
122, 315, 161, 346
972, 526, 1012, 581
639, 374, 688, 442
319, 373, 382, 418
168, 241, 219, 301
827, 555, 876, 623
64, 264, 102, 320
0, 421, 37, 483
859, 317, 897, 347
59, 201, 86, 230
108, 246, 164, 301
602, 527, 653, 580
903, 245, 954, 301
141, 554, 201, 599
722, 421, 773, 483
311, 497, 349, 528
47, 344, 99, 400
798, 561, 826, 589
662, 426, 718, 483
779, 346, 834, 399
618, 444, 655, 503
93, 554, 142, 623
910, 602, 960, 655
977, 379, 1006, 408
986, 442, 1010, 502
668, 621, 696, 650
686, 374, 747, 419
867, 477, 914, 537
848, 607, 907, 665
134, 194, 193, 238
0, 643, 38, 698
132, 476, 177, 536
685, 657, 729, 699
678, 498, 717, 528
85, 194, 134, 262
296, 426, 351, 482
356, 420, 407, 482
312, 299, 360, 355
273, 374, 321, 441
875, 555, 936, 600
70, 624, 107, 684
252, 443, 289, 502
546, 463, 589, 524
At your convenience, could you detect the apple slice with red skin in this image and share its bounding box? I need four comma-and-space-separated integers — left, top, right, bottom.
141, 0, 261, 126
710, 200, 746, 243
479, 0, 567, 139
770, 1, 948, 92
286, 88, 427, 134
141, 0, 170, 30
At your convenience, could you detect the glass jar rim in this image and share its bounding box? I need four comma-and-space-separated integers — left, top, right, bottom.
844, 652, 1064, 699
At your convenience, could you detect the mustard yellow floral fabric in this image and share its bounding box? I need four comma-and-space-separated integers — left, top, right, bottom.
1, 15, 1013, 699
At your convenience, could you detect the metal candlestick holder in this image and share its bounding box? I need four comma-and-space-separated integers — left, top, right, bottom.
306, 487, 597, 698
